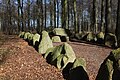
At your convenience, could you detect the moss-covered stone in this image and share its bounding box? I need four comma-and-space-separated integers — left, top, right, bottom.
111, 48, 120, 61
27, 33, 34, 44
52, 36, 61, 42
60, 36, 69, 42
71, 58, 86, 70
75, 33, 85, 40
38, 31, 53, 54
97, 32, 105, 39
28, 34, 34, 41
96, 32, 105, 44
32, 33, 40, 46
44, 43, 76, 69
69, 58, 88, 80
18, 32, 25, 38
53, 28, 67, 36
96, 48, 120, 80
23, 32, 31, 40
105, 33, 117, 48
82, 32, 97, 42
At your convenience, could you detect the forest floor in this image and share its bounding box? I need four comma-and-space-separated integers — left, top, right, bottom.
0, 35, 112, 80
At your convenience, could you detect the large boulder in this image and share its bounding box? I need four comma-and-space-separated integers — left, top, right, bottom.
96, 48, 120, 80
32, 33, 40, 46
44, 43, 76, 69
52, 36, 61, 42
52, 28, 70, 42
82, 32, 97, 42
38, 31, 53, 54
28, 33, 34, 44
53, 28, 67, 36
75, 33, 85, 40
96, 32, 105, 44
23, 32, 31, 40
105, 33, 117, 48
19, 32, 25, 38
69, 58, 89, 80
60, 36, 69, 42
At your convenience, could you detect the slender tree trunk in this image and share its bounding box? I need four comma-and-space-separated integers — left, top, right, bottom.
73, 0, 78, 33
36, 0, 40, 33
67, 0, 69, 29
54, 0, 56, 28
101, 0, 105, 32
44, 0, 46, 29
17, 0, 21, 32
21, 0, 24, 31
65, 0, 68, 29
116, 0, 120, 47
41, 0, 44, 31
93, 0, 98, 33
27, 0, 30, 31
61, 0, 65, 28
105, 0, 112, 33
50, 0, 53, 28
57, 0, 59, 28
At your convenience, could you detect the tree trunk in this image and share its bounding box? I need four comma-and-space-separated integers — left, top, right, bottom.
54, 0, 56, 28
50, 0, 53, 28
41, 0, 44, 31
116, 0, 120, 47
67, 0, 69, 29
73, 0, 78, 33
61, 0, 65, 28
105, 0, 112, 33
21, 0, 24, 31
93, 0, 98, 33
27, 0, 31, 31
65, 0, 68, 29
44, 0, 46, 29
57, 0, 59, 28
17, 0, 21, 32
101, 0, 105, 32
36, 0, 41, 33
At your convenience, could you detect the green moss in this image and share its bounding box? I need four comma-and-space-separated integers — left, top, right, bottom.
38, 31, 53, 54
111, 48, 120, 61
97, 32, 104, 39
19, 32, 25, 38
105, 33, 117, 47
72, 58, 86, 71
32, 33, 40, 46
86, 32, 96, 41
44, 43, 76, 69
23, 32, 31, 40
53, 28, 67, 36
52, 36, 61, 42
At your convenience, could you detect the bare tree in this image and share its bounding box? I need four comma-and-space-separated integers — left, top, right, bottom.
116, 0, 120, 47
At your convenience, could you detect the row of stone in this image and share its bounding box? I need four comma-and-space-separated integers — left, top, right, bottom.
75, 32, 117, 48
19, 29, 88, 80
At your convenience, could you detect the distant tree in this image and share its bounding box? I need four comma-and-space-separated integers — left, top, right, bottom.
101, 0, 105, 32
50, 0, 53, 28
92, 0, 98, 33
105, 0, 112, 33
116, 0, 120, 47
27, 0, 31, 31
73, 0, 78, 33
56, 0, 59, 28
54, 0, 56, 28
44, 0, 46, 29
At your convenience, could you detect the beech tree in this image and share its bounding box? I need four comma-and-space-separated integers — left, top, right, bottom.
116, 0, 120, 47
